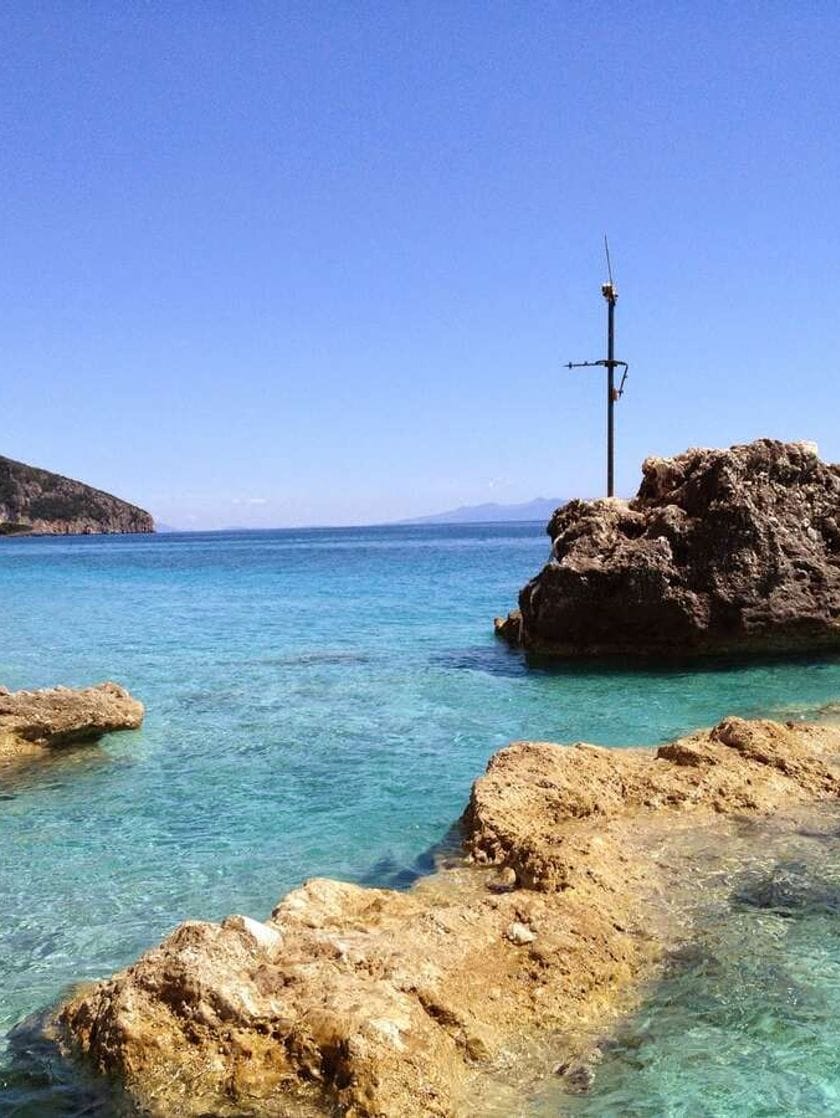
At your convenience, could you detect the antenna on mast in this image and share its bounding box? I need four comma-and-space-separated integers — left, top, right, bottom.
565, 238, 629, 498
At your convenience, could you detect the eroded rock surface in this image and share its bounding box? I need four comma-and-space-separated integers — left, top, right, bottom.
495, 439, 840, 657
56, 717, 840, 1117
0, 682, 144, 760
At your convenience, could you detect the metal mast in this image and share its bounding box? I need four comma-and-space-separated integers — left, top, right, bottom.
566, 238, 628, 498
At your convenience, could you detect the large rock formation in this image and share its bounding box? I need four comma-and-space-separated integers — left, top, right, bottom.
54, 716, 840, 1118
0, 455, 153, 535
0, 682, 144, 761
495, 439, 840, 657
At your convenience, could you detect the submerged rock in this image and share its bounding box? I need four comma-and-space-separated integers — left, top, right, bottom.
0, 682, 144, 760
54, 717, 840, 1117
495, 439, 840, 657
734, 862, 840, 917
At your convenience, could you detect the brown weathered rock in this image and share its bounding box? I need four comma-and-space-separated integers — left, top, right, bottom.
495, 439, 840, 657
55, 717, 840, 1118
0, 682, 144, 760
0, 454, 153, 535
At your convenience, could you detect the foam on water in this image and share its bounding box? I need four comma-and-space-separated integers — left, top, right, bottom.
1, 524, 839, 1115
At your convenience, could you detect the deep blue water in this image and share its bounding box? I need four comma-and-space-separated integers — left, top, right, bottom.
2, 523, 840, 1116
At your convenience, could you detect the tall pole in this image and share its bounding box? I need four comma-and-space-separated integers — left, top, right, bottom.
566, 244, 628, 499
605, 285, 616, 497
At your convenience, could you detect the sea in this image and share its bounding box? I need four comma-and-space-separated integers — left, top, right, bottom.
1, 523, 840, 1116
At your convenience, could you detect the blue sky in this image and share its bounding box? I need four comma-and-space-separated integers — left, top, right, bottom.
2, 2, 838, 527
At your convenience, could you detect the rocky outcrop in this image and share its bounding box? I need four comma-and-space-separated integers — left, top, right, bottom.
0, 682, 144, 761
0, 455, 153, 535
495, 439, 840, 657
55, 717, 840, 1118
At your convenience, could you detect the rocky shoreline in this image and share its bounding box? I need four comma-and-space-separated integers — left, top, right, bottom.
0, 682, 144, 762
495, 439, 840, 658
52, 715, 840, 1117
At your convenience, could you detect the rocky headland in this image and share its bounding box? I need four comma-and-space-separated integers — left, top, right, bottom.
54, 715, 840, 1117
0, 454, 153, 535
495, 439, 840, 657
0, 682, 144, 762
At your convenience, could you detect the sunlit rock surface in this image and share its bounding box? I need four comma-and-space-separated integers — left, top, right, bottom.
495, 439, 840, 657
56, 717, 840, 1117
0, 682, 144, 761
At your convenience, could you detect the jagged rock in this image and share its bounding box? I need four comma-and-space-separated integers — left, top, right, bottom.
55, 717, 840, 1118
0, 455, 153, 535
494, 439, 840, 657
0, 682, 144, 760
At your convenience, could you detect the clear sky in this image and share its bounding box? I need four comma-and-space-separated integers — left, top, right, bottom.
2, 2, 838, 528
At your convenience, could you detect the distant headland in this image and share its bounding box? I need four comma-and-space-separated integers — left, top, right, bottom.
0, 455, 154, 536
400, 497, 568, 525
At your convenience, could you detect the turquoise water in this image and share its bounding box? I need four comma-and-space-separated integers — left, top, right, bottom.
1, 523, 840, 1116
537, 813, 840, 1118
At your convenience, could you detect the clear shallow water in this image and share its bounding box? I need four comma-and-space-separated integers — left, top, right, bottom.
535, 811, 840, 1118
1, 523, 840, 1116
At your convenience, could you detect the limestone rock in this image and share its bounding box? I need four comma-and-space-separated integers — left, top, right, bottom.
55, 716, 840, 1118
464, 718, 839, 891
0, 455, 153, 535
505, 921, 536, 945
495, 439, 840, 657
487, 866, 518, 893
0, 682, 144, 760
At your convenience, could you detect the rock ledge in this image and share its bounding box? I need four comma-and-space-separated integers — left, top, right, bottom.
0, 682, 144, 760
55, 716, 840, 1117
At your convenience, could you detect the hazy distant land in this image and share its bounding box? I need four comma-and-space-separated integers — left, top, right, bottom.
157, 499, 570, 533
399, 497, 566, 525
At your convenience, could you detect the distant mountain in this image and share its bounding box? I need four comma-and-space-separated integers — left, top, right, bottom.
0, 455, 154, 536
401, 497, 567, 525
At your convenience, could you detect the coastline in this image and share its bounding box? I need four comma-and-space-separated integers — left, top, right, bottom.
53, 716, 840, 1117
